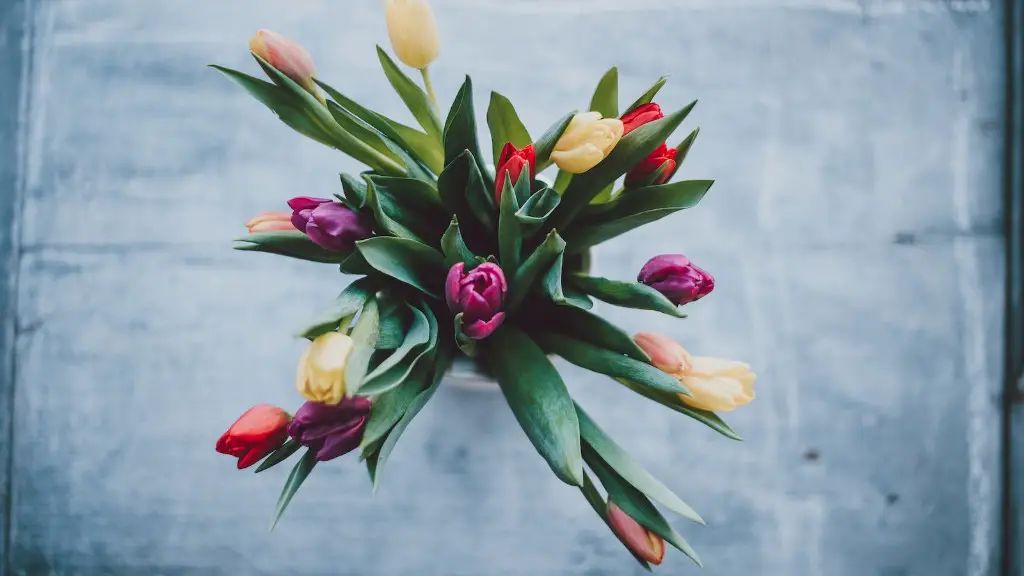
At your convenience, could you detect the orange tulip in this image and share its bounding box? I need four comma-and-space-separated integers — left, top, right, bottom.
245, 211, 296, 233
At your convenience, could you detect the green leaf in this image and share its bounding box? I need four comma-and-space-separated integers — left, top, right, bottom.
533, 111, 575, 169
373, 341, 454, 490
532, 332, 689, 396
343, 298, 381, 396
269, 449, 317, 530
365, 180, 426, 244
515, 186, 561, 237
375, 300, 409, 349
540, 250, 596, 311
673, 127, 700, 170
356, 237, 445, 298
624, 75, 670, 114
541, 306, 650, 361
586, 445, 702, 567
579, 472, 653, 572
483, 327, 583, 487
376, 46, 444, 139
498, 172, 525, 273
254, 438, 301, 473
339, 250, 374, 275
359, 303, 433, 395
340, 173, 369, 210
317, 79, 444, 173
453, 313, 480, 358
359, 359, 434, 451
437, 150, 496, 239
563, 286, 594, 310
441, 218, 479, 269
366, 176, 447, 246
325, 100, 403, 167
589, 67, 619, 118
568, 180, 712, 251
553, 169, 573, 193
487, 91, 533, 164
548, 101, 696, 231
298, 276, 378, 340
505, 230, 565, 313
234, 231, 349, 264
614, 378, 743, 440
568, 275, 686, 318
576, 404, 703, 524
444, 77, 495, 195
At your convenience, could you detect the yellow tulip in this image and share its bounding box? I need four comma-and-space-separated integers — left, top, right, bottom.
550, 112, 624, 174
383, 0, 440, 70
295, 332, 355, 405
633, 332, 756, 413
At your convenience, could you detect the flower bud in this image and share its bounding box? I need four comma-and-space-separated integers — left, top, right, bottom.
495, 143, 536, 203
445, 262, 507, 339
620, 103, 664, 136
383, 0, 440, 69
625, 143, 677, 188
550, 112, 624, 174
249, 29, 323, 103
216, 404, 291, 469
287, 197, 373, 253
287, 397, 372, 461
245, 211, 297, 233
607, 500, 665, 565
638, 254, 714, 305
295, 332, 355, 405
634, 332, 756, 413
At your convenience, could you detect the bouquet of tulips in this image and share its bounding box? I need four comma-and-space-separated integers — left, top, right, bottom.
213, 1, 756, 569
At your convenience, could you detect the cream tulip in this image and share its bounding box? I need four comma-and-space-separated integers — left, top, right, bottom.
383, 0, 440, 70
633, 332, 756, 413
550, 112, 624, 174
295, 332, 355, 405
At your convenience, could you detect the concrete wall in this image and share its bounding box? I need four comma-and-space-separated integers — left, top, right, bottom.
0, 1, 1007, 574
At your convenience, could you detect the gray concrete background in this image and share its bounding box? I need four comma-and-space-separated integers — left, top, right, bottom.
0, 0, 1008, 574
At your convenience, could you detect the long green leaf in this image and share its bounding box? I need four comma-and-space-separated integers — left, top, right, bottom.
376, 46, 444, 138
269, 449, 318, 530
484, 327, 583, 487
498, 172, 525, 273
487, 91, 532, 163
532, 332, 689, 396
444, 77, 495, 195
234, 231, 350, 264
438, 150, 496, 239
339, 173, 369, 210
576, 404, 702, 524
343, 297, 381, 396
298, 276, 378, 340
366, 176, 447, 246
567, 275, 686, 318
533, 112, 575, 169
356, 237, 445, 298
624, 75, 670, 114
506, 230, 565, 313
589, 67, 619, 118
515, 187, 560, 238
672, 127, 700, 171
614, 378, 742, 440
325, 100, 402, 167
254, 438, 301, 473
359, 301, 438, 396
579, 472, 653, 571
541, 306, 649, 361
362, 304, 430, 380
359, 359, 434, 452
375, 300, 409, 349
441, 217, 479, 269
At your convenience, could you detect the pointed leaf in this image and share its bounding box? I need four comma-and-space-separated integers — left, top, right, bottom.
515, 186, 561, 237
589, 67, 619, 118
376, 46, 444, 138
359, 302, 436, 395
325, 100, 402, 166
672, 127, 700, 171
234, 231, 349, 264
624, 75, 670, 114
505, 230, 565, 313
269, 449, 317, 530
298, 276, 378, 340
533, 111, 575, 169
438, 150, 496, 239
579, 472, 653, 571
541, 306, 650, 361
360, 358, 434, 451
487, 91, 532, 163
366, 176, 447, 245
340, 173, 369, 210
614, 378, 742, 440
567, 275, 686, 318
254, 438, 302, 473
483, 327, 583, 487
441, 218, 479, 269
343, 297, 380, 396
498, 172, 524, 273
356, 237, 445, 298
444, 77, 494, 194
375, 301, 409, 349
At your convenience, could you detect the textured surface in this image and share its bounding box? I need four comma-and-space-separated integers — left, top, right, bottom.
2, 0, 1007, 575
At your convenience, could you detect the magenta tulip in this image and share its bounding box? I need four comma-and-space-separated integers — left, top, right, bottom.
638, 254, 714, 305
287, 197, 372, 252
445, 262, 507, 339
286, 397, 371, 462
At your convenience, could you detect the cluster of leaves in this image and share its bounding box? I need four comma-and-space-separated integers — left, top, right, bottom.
217, 49, 731, 569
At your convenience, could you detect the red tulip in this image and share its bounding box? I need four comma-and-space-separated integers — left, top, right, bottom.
625, 143, 677, 188
216, 404, 291, 469
494, 143, 536, 203
621, 103, 664, 136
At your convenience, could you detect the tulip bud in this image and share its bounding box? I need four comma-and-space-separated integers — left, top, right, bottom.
607, 500, 665, 565
287, 397, 372, 461
245, 211, 297, 233
445, 262, 507, 339
634, 332, 756, 413
494, 143, 536, 203
625, 143, 677, 188
551, 112, 624, 174
249, 29, 324, 103
295, 332, 355, 405
620, 103, 664, 136
216, 404, 291, 469
383, 0, 440, 70
287, 197, 373, 253
638, 254, 714, 305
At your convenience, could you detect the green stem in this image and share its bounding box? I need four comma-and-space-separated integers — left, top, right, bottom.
420, 66, 441, 116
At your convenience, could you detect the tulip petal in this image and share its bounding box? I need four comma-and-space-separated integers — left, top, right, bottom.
461, 291, 493, 323
464, 312, 505, 339
445, 263, 465, 311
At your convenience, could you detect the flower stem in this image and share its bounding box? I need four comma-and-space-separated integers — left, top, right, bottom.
420, 66, 440, 114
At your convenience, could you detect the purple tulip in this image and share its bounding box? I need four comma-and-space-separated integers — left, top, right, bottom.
445, 262, 507, 340
286, 397, 371, 461
287, 197, 372, 252
638, 254, 714, 305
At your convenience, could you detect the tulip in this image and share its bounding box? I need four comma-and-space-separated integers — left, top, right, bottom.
296, 332, 355, 405
245, 211, 297, 233
445, 262, 507, 339
216, 404, 291, 469
638, 254, 714, 305
383, 0, 440, 70
550, 112, 624, 174
249, 29, 324, 104
621, 103, 664, 135
495, 143, 536, 203
625, 143, 678, 188
634, 332, 756, 412
607, 500, 665, 565
287, 397, 372, 461
287, 197, 373, 253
